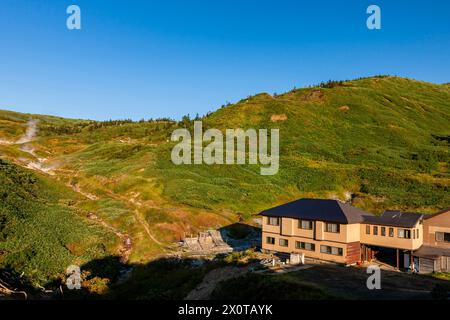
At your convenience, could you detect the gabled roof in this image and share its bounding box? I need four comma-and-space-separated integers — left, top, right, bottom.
424, 207, 450, 220
363, 210, 423, 228
259, 198, 373, 224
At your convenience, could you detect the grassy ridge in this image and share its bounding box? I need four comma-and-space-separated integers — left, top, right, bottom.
154, 76, 450, 214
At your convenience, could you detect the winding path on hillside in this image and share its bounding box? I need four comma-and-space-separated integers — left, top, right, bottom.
85, 212, 132, 264
10, 120, 138, 263
128, 194, 165, 247
10, 119, 167, 268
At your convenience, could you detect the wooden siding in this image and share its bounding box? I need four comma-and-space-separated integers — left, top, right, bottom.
418, 258, 435, 274
418, 256, 450, 273
346, 242, 361, 264
438, 256, 450, 272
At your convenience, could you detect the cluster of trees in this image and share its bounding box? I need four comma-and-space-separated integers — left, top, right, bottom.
41, 118, 178, 136
178, 114, 202, 128
319, 80, 346, 88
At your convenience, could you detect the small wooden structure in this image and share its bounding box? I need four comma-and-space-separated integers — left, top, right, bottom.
413, 246, 450, 274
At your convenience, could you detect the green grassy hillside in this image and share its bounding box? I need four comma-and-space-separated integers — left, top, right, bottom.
1, 76, 449, 277
0, 159, 117, 285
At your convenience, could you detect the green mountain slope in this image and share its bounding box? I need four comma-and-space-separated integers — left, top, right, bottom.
151, 76, 449, 215
1, 76, 449, 271
0, 160, 117, 285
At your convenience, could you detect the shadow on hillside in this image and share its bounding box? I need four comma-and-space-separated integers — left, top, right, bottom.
217, 222, 261, 251
63, 256, 450, 300
61, 255, 246, 300
2, 254, 450, 300
0, 256, 216, 300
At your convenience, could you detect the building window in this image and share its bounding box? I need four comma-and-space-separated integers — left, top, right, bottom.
320, 245, 343, 256
267, 217, 280, 226
320, 245, 331, 254
296, 241, 315, 251
366, 225, 370, 235
416, 229, 419, 239
373, 226, 378, 236
413, 229, 416, 239
398, 229, 411, 239
266, 237, 275, 245
381, 227, 386, 236
332, 247, 343, 256
436, 232, 450, 243
298, 220, 313, 230
325, 223, 340, 233
389, 228, 394, 237
279, 239, 289, 247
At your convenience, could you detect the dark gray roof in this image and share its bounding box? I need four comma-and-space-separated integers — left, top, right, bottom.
363, 211, 423, 228
414, 245, 450, 259
424, 208, 450, 220
259, 198, 373, 224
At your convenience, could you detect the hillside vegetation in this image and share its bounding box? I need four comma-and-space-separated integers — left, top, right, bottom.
0, 160, 116, 285
0, 76, 449, 284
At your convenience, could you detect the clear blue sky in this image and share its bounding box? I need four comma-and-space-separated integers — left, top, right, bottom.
0, 0, 449, 121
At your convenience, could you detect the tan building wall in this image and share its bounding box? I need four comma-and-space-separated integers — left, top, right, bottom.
262, 217, 361, 264
266, 217, 361, 243
262, 231, 350, 264
262, 215, 428, 265
423, 210, 450, 248
360, 223, 423, 250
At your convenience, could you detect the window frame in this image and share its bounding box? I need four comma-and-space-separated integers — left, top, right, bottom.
267, 217, 280, 226
325, 223, 340, 233
295, 241, 316, 251
266, 236, 275, 245
320, 245, 343, 256
381, 227, 386, 236
298, 219, 314, 230
389, 228, 394, 237
373, 226, 378, 236
279, 238, 289, 247
398, 229, 411, 239
436, 232, 450, 243
366, 225, 370, 235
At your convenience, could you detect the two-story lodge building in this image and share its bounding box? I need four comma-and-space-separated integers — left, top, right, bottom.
260, 198, 450, 273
